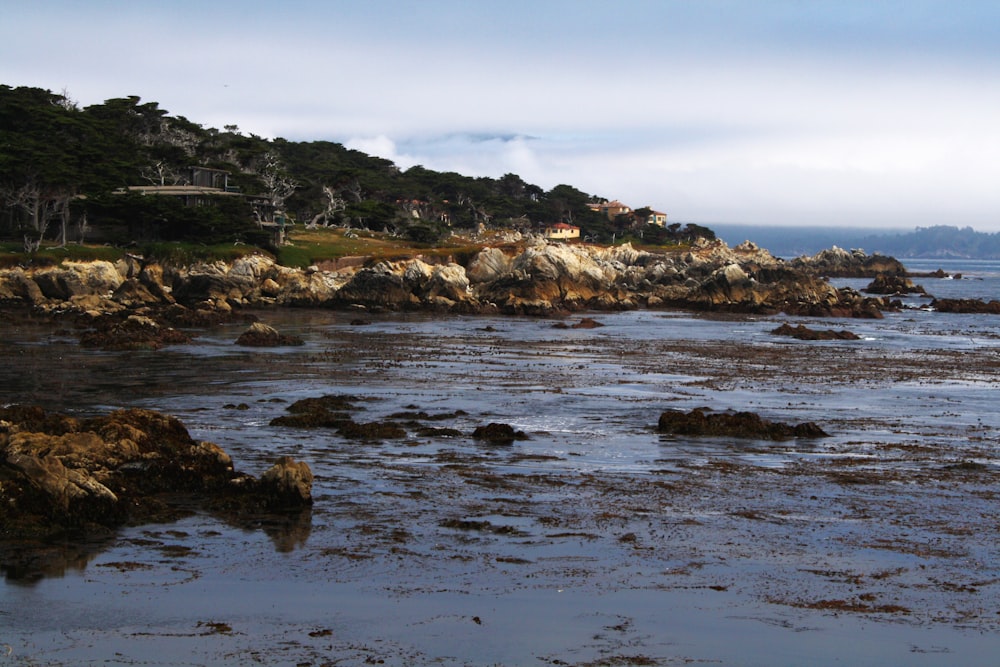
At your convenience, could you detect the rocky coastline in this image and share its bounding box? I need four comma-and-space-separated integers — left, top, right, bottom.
0, 238, 962, 556
0, 240, 899, 325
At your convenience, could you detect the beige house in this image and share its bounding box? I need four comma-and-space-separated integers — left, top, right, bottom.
645, 209, 668, 226
589, 200, 632, 220
542, 222, 580, 240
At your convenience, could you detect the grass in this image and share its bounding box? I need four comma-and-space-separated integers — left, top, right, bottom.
139, 242, 266, 265
0, 241, 126, 268
0, 240, 267, 269
275, 227, 517, 268
1, 227, 691, 271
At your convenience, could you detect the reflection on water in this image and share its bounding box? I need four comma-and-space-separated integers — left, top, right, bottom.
1, 534, 115, 586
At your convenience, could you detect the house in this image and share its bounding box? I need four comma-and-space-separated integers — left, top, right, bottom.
121, 167, 244, 206
589, 200, 632, 221
118, 167, 287, 244
645, 209, 668, 226
542, 222, 580, 240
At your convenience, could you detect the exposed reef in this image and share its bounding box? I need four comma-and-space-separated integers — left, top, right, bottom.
657, 408, 830, 440
0, 405, 313, 545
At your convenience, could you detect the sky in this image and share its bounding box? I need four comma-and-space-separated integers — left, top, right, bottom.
3, 0, 1000, 230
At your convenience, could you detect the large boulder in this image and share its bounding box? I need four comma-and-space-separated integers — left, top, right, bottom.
864, 274, 926, 295
791, 247, 907, 277
0, 405, 312, 542
0, 268, 46, 305
467, 247, 512, 283
330, 261, 421, 310
275, 267, 345, 306
31, 260, 123, 301
235, 321, 304, 347
657, 408, 829, 440
78, 313, 192, 350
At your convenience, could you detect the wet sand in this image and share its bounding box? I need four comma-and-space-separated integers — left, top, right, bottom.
2, 309, 999, 665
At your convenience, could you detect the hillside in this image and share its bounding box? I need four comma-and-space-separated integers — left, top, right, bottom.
0, 85, 707, 254
712, 224, 1000, 260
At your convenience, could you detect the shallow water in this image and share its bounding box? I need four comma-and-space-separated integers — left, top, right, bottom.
2, 263, 1000, 665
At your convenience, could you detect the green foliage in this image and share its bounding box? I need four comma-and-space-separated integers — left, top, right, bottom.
404, 222, 447, 245
0, 85, 704, 254
0, 241, 125, 268
274, 244, 315, 269
140, 241, 264, 265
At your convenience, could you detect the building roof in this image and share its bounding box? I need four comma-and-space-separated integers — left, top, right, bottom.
119, 185, 243, 197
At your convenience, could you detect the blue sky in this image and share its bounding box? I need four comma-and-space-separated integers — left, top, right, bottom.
4, 1, 1000, 229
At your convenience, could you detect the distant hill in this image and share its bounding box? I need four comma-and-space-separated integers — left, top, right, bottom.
0, 85, 707, 250
710, 224, 1000, 260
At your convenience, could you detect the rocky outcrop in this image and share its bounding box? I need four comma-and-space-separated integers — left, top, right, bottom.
472, 422, 529, 444
235, 321, 304, 347
0, 405, 313, 542
78, 313, 192, 350
929, 298, 1000, 314
790, 246, 907, 277
771, 323, 860, 341
0, 241, 898, 320
657, 408, 829, 440
864, 274, 926, 295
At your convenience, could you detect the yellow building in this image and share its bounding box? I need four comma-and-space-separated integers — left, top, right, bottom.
542, 222, 581, 240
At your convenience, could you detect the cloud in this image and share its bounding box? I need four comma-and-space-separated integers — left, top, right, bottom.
4, 0, 1000, 229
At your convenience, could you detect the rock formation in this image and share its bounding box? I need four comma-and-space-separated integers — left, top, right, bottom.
0, 405, 313, 542
863, 274, 927, 295
929, 298, 1000, 314
789, 246, 907, 277
235, 321, 304, 347
771, 323, 861, 341
657, 408, 829, 440
0, 240, 899, 321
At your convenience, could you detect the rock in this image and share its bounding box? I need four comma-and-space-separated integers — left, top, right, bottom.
335, 420, 407, 440
657, 408, 829, 440
472, 422, 528, 444
0, 240, 899, 320
552, 317, 605, 329
0, 405, 312, 541
791, 247, 907, 277
332, 262, 421, 310
929, 298, 1000, 314
771, 323, 860, 341
421, 264, 472, 304
466, 247, 512, 283
275, 268, 344, 306
235, 321, 304, 347
269, 394, 363, 428
171, 257, 277, 306
864, 274, 926, 295
32, 260, 123, 301
0, 268, 46, 305
78, 313, 192, 350
111, 278, 164, 307
257, 456, 314, 507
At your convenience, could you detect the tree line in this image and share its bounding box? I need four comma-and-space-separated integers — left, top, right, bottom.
0, 85, 712, 251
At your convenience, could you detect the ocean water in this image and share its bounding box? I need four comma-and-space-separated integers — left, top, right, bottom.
1, 259, 999, 666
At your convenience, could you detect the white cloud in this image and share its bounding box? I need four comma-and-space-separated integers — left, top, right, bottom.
4, 0, 1000, 230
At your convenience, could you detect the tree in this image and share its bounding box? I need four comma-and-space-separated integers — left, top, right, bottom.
306, 186, 347, 228
0, 86, 96, 248
252, 152, 298, 225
